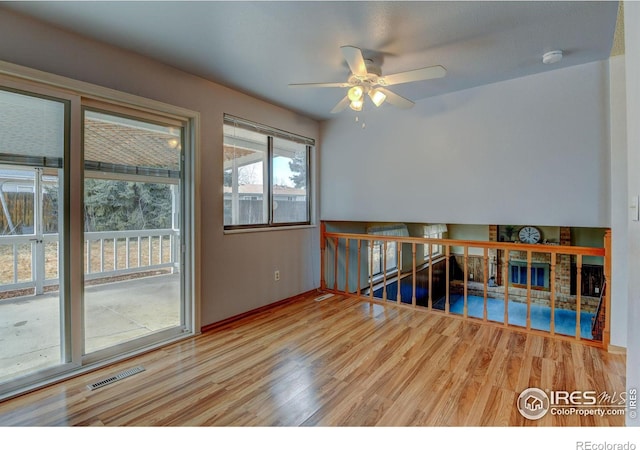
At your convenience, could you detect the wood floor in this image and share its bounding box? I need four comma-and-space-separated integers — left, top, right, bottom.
0, 292, 627, 426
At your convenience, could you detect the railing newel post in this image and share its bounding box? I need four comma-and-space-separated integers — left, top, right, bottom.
412, 242, 417, 307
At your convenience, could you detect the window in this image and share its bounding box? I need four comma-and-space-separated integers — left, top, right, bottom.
368, 224, 408, 278
423, 224, 447, 261
223, 115, 313, 229
510, 262, 549, 289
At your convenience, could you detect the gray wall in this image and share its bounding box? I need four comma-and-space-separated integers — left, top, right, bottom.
321, 60, 610, 227
0, 9, 321, 326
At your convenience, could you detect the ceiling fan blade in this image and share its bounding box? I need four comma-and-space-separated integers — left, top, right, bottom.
330, 96, 351, 114
341, 45, 368, 77
378, 88, 414, 109
289, 82, 350, 88
381, 65, 447, 86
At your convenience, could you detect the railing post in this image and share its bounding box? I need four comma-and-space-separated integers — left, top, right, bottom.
114, 238, 118, 271
397, 240, 402, 304
100, 238, 105, 273
412, 242, 417, 307
427, 242, 432, 310
369, 239, 374, 300
503, 249, 509, 326
526, 250, 532, 330
126, 237, 131, 270
463, 246, 468, 318
333, 237, 338, 291
356, 239, 362, 296
382, 241, 388, 301
87, 239, 92, 273
13, 244, 18, 284
576, 254, 583, 340
483, 247, 488, 321
550, 251, 556, 335
445, 244, 450, 314
345, 238, 350, 294
604, 229, 612, 349
320, 222, 326, 290
32, 240, 45, 295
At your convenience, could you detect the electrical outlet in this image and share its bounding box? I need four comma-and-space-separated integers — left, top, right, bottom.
595, 287, 600, 294
469, 273, 474, 280
274, 270, 280, 281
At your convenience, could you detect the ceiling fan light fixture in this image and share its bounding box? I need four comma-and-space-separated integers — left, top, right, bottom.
347, 85, 364, 102
369, 89, 386, 107
349, 99, 363, 111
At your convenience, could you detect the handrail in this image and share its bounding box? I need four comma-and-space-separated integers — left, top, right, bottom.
0, 228, 179, 294
321, 224, 611, 349
323, 231, 606, 256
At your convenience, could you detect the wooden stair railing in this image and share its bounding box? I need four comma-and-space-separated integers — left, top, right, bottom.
320, 223, 612, 350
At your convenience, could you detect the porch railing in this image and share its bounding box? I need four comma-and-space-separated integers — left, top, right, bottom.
0, 228, 179, 294
320, 223, 611, 349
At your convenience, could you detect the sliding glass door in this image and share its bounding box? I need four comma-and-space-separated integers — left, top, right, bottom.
82, 108, 185, 359
0, 73, 194, 399
0, 88, 69, 386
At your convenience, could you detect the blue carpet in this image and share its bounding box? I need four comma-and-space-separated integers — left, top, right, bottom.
373, 280, 595, 340
440, 294, 594, 339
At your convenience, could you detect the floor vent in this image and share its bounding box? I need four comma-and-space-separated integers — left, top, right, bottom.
314, 293, 334, 302
87, 366, 145, 391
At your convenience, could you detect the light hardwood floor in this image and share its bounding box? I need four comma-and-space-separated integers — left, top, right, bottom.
0, 293, 627, 426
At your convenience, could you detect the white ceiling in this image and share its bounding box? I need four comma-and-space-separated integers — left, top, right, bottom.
1, 1, 619, 120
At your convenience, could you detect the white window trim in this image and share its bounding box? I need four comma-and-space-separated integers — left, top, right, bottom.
223, 114, 314, 230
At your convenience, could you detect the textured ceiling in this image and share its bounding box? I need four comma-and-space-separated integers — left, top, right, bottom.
0, 1, 620, 120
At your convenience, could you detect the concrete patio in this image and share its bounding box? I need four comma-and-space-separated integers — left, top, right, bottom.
0, 273, 180, 382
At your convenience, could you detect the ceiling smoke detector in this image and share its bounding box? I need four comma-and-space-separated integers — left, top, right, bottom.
542, 50, 563, 64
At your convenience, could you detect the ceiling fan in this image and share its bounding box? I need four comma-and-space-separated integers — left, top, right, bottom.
289, 45, 446, 113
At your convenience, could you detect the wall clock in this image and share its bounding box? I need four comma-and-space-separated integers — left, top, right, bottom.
519, 226, 542, 244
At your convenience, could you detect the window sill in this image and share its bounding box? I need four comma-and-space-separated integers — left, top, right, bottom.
223, 224, 317, 235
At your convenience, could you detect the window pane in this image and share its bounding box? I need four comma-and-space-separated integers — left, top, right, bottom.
0, 89, 64, 160
520, 266, 527, 284
0, 89, 66, 385
223, 125, 268, 226
386, 242, 397, 271
85, 111, 180, 174
0, 168, 34, 235
536, 267, 545, 287
371, 241, 382, 276
83, 110, 183, 355
273, 138, 308, 224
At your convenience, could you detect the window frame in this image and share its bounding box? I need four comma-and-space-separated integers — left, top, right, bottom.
424, 232, 443, 261
509, 261, 550, 290
369, 240, 398, 279
223, 114, 313, 231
